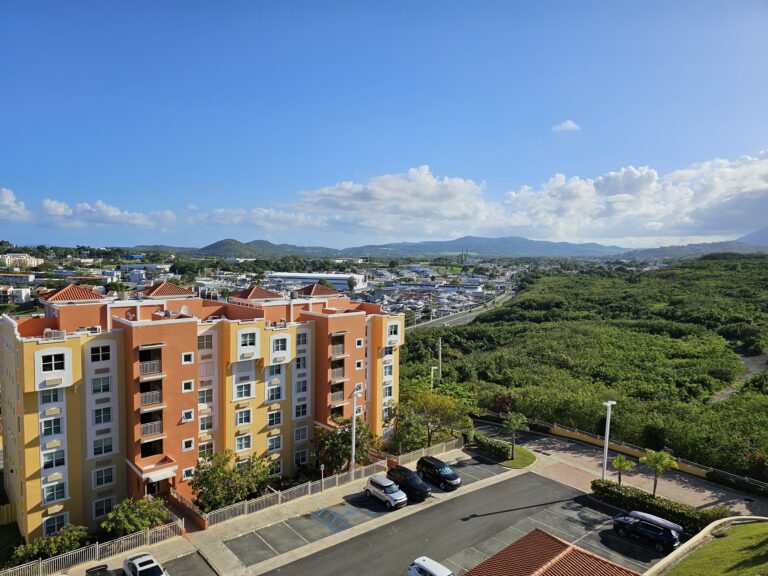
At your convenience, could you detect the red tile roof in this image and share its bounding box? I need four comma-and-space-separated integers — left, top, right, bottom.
141, 281, 195, 298
231, 285, 283, 300
295, 283, 340, 297
465, 529, 640, 576
40, 284, 105, 302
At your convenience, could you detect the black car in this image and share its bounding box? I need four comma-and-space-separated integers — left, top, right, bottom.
416, 456, 461, 491
613, 511, 682, 553
386, 465, 432, 501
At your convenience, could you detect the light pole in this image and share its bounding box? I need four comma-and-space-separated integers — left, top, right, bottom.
350, 390, 362, 479
430, 366, 438, 390
601, 400, 617, 481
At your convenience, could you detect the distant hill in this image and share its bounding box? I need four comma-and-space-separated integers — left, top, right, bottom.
618, 241, 768, 259
740, 225, 768, 247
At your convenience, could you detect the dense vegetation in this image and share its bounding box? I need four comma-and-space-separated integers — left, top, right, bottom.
401, 254, 768, 480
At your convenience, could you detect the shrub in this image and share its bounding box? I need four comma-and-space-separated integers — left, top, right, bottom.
462, 428, 475, 444
474, 432, 514, 461
11, 524, 88, 565
591, 479, 731, 533
100, 496, 171, 537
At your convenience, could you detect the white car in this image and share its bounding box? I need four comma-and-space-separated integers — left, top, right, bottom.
407, 556, 455, 576
364, 475, 408, 509
123, 552, 167, 576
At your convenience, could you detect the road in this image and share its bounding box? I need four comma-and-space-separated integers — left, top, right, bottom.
406, 289, 515, 333
263, 474, 583, 576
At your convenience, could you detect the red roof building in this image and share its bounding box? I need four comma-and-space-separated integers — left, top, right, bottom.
295, 283, 340, 297
230, 285, 283, 301
140, 281, 196, 298
39, 284, 105, 302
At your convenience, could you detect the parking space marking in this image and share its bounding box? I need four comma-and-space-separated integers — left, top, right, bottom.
529, 517, 583, 541
571, 517, 613, 546
458, 468, 484, 481
282, 520, 310, 545
577, 539, 651, 571
255, 531, 280, 556
541, 506, 607, 530
444, 558, 469, 572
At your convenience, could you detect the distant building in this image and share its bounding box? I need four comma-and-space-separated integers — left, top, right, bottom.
0, 286, 32, 304
119, 263, 172, 273
0, 272, 35, 285
0, 253, 44, 268
266, 272, 367, 292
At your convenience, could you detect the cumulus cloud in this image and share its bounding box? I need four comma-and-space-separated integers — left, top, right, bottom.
0, 188, 32, 222
40, 198, 176, 229
42, 198, 73, 217
552, 119, 581, 132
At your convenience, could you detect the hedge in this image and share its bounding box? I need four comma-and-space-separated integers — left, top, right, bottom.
474, 432, 514, 461
591, 480, 731, 534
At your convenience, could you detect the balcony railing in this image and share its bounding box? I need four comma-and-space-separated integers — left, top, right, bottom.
331, 367, 345, 379
331, 344, 345, 355
140, 390, 162, 406
140, 360, 162, 375
141, 421, 163, 436
330, 391, 345, 402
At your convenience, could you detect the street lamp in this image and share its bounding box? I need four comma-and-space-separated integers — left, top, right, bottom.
430, 366, 438, 389
601, 400, 617, 481
350, 390, 362, 480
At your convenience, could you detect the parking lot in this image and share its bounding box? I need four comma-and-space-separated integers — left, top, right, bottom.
223, 454, 508, 569
163, 552, 217, 576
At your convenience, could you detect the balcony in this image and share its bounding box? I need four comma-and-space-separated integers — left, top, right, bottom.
331, 344, 345, 356
330, 391, 345, 403
140, 360, 162, 375
140, 390, 163, 406
141, 421, 163, 437
331, 367, 345, 380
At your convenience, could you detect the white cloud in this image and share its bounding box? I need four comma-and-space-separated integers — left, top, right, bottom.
0, 188, 32, 222
552, 119, 581, 132
42, 198, 73, 217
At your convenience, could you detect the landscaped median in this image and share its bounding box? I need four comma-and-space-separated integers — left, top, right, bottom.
467, 431, 536, 469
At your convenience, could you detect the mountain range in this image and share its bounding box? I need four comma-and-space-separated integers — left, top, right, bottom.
135, 225, 768, 259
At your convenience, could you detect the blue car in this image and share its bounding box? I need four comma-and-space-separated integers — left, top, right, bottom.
613, 511, 682, 553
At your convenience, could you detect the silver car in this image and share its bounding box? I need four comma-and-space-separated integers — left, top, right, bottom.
123, 553, 167, 576
365, 475, 408, 509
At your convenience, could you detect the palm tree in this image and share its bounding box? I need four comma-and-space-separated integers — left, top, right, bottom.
640, 449, 678, 497
611, 454, 636, 486
502, 412, 529, 460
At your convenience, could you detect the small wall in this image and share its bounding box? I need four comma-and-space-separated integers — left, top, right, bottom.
0, 503, 16, 526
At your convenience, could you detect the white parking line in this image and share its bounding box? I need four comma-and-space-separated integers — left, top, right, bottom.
577, 539, 650, 571
444, 558, 469, 572
254, 532, 279, 556
282, 520, 310, 545
459, 468, 484, 481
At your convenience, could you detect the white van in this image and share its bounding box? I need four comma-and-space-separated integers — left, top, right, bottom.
407, 556, 454, 576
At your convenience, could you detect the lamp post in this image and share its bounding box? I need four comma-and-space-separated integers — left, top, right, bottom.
350, 390, 362, 479
601, 400, 617, 481
430, 366, 438, 390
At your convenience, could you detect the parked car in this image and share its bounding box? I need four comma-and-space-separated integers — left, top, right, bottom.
364, 475, 408, 509
407, 556, 455, 576
416, 456, 461, 491
123, 552, 168, 576
386, 465, 432, 501
613, 511, 682, 553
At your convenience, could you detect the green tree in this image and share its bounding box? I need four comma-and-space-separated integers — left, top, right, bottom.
100, 496, 171, 536
347, 276, 357, 290
191, 450, 271, 512
502, 412, 529, 458
640, 449, 678, 497
409, 393, 471, 447
315, 416, 374, 473
318, 279, 333, 289
11, 524, 88, 564
384, 403, 426, 454
611, 454, 636, 486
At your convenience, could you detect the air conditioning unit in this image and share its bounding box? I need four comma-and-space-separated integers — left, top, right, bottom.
87, 326, 101, 335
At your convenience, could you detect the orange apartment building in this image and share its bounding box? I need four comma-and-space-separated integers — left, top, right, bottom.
0, 282, 404, 540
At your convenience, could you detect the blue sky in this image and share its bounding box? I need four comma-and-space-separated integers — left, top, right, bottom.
1, 1, 767, 248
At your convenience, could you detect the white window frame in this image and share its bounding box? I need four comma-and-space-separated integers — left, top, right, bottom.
240, 332, 256, 347
295, 356, 307, 370
355, 360, 363, 370
182, 438, 194, 452
92, 376, 111, 395
197, 388, 213, 405
355, 405, 363, 416
198, 441, 214, 460
296, 332, 307, 346
40, 388, 61, 404
199, 414, 213, 431
267, 364, 282, 377
42, 353, 65, 373
267, 435, 282, 452
182, 379, 194, 393
43, 513, 68, 536
294, 426, 308, 443
43, 481, 67, 504
182, 467, 194, 481
181, 409, 194, 423
235, 382, 253, 400
41, 417, 62, 437
198, 334, 213, 350
94, 496, 116, 519
383, 384, 394, 399
269, 459, 282, 475
93, 466, 115, 488
356, 338, 363, 348
266, 382, 283, 403
295, 379, 307, 394
42, 449, 65, 470
93, 437, 113, 456
272, 338, 287, 353
90, 345, 111, 363
235, 434, 252, 452
267, 410, 282, 428
182, 352, 194, 364
93, 407, 112, 426
294, 449, 308, 467
235, 408, 252, 426
383, 364, 394, 377
295, 403, 308, 418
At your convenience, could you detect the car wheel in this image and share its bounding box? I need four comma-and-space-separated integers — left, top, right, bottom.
440, 481, 447, 490
616, 527, 627, 537
365, 489, 371, 498
655, 542, 665, 553
385, 501, 392, 509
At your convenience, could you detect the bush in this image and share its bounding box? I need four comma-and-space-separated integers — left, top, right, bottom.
591, 479, 731, 533
11, 524, 88, 565
101, 497, 171, 537
474, 432, 514, 461
462, 428, 475, 444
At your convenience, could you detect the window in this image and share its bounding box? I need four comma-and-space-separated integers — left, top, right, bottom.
295, 403, 307, 418
42, 418, 62, 437
43, 514, 67, 536
198, 335, 213, 350
384, 346, 394, 356
90, 345, 110, 363
94, 437, 113, 455
267, 435, 282, 452
356, 338, 363, 348
383, 365, 393, 377
294, 450, 308, 467
197, 389, 213, 404
40, 389, 60, 404
94, 407, 112, 425
42, 449, 65, 470
295, 379, 307, 394
235, 434, 252, 452
92, 376, 110, 394
42, 353, 65, 372
182, 438, 194, 451
199, 415, 213, 431
296, 333, 307, 346
295, 356, 306, 370
182, 352, 194, 364
182, 380, 194, 393
269, 459, 282, 475
236, 409, 251, 426
355, 382, 363, 393
273, 338, 287, 353
383, 384, 393, 399
355, 360, 363, 370
266, 383, 282, 402
93, 466, 114, 487
355, 405, 363, 416
235, 382, 252, 399
267, 365, 282, 377
44, 482, 66, 503
198, 441, 213, 460
181, 409, 194, 422
267, 411, 282, 427
388, 324, 399, 336
182, 468, 194, 480
94, 496, 115, 518
382, 406, 392, 422
240, 333, 256, 347
294, 426, 308, 442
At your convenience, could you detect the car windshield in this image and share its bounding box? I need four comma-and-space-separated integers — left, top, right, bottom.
138, 566, 164, 576
383, 483, 400, 494
439, 466, 453, 474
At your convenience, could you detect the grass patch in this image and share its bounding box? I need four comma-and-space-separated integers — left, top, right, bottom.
500, 445, 536, 469
667, 521, 768, 576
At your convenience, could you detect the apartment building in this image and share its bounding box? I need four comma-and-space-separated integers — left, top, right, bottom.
0, 281, 403, 540
0, 254, 44, 268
